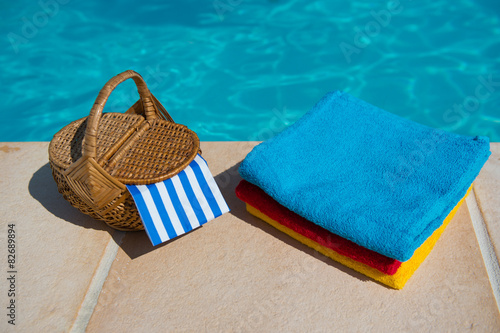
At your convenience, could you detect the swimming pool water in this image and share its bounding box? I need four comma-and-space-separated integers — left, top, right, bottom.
1, 0, 499, 142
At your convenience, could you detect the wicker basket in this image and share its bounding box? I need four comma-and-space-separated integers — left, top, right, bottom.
49, 70, 200, 231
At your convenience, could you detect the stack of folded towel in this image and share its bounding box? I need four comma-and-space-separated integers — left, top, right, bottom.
236, 91, 491, 289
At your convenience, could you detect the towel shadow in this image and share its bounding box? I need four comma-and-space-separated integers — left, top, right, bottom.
29, 161, 380, 284
219, 161, 370, 284
118, 227, 193, 259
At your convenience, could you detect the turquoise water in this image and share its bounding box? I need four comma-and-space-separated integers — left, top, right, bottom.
1, 0, 499, 142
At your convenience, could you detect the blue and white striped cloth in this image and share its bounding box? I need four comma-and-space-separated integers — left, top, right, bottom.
126, 154, 230, 246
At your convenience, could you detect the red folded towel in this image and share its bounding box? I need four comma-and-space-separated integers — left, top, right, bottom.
235, 180, 402, 275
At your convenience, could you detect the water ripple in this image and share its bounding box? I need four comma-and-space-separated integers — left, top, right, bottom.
1, 0, 499, 141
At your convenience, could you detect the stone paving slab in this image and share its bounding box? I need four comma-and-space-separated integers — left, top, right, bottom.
86, 142, 500, 332
474, 143, 500, 264
0, 143, 116, 332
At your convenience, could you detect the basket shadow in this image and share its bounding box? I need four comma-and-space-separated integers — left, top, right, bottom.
28, 162, 183, 259
27, 161, 230, 261
215, 161, 370, 283
28, 162, 112, 232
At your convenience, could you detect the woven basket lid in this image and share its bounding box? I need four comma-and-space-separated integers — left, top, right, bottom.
103, 115, 200, 184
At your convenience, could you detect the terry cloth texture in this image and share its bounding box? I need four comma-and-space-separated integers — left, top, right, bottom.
239, 91, 490, 261
244, 186, 471, 289
127, 154, 230, 246
235, 180, 401, 275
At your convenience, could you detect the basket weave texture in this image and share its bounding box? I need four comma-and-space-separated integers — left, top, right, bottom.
49, 70, 200, 231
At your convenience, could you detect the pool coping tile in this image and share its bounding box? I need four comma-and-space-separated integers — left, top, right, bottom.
1, 141, 499, 332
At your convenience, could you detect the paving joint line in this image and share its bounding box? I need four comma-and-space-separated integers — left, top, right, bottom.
467, 188, 500, 313
69, 231, 125, 333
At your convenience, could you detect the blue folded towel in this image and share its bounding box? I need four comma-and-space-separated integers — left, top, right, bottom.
239, 91, 490, 261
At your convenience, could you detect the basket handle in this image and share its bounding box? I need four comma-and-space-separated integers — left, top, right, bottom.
83, 70, 170, 159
